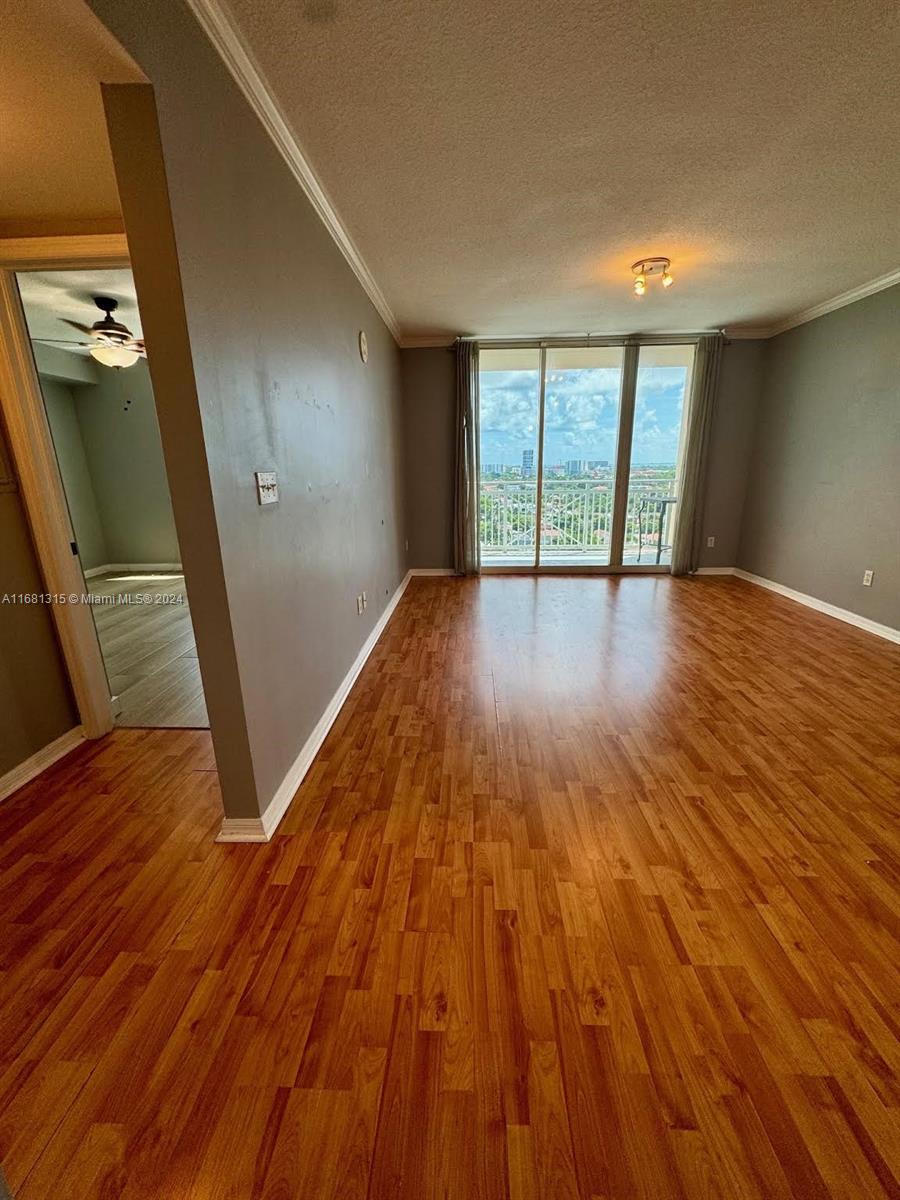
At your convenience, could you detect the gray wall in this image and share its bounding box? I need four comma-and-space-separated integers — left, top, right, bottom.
41, 361, 179, 569
103, 82, 259, 819
401, 347, 455, 569
41, 378, 109, 571
75, 360, 179, 564
0, 427, 78, 777
91, 1, 408, 815
698, 340, 766, 568
738, 285, 900, 627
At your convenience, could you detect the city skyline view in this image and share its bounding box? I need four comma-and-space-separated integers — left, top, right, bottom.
479, 365, 689, 469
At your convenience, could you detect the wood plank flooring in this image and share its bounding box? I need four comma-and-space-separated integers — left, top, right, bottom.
1, 575, 898, 1199
89, 571, 209, 728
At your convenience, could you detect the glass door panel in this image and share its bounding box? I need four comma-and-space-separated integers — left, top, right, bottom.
621, 344, 695, 565
478, 348, 542, 566
539, 347, 624, 566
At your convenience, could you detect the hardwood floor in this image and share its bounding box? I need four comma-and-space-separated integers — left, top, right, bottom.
89, 571, 209, 728
1, 576, 898, 1199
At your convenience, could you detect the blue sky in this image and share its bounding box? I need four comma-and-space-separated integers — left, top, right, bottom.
479, 366, 687, 467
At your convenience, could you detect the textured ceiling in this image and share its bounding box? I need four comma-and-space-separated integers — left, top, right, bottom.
18, 269, 142, 355
0, 0, 144, 230
221, 0, 900, 338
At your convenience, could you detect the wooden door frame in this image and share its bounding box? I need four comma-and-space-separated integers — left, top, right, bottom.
0, 234, 131, 739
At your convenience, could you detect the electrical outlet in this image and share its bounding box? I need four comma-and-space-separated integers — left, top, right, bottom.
862, 569, 874, 587
706, 536, 715, 548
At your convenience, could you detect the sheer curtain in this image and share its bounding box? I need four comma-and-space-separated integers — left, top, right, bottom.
670, 333, 724, 576
453, 340, 481, 575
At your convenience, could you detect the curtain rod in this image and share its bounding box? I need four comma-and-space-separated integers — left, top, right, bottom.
456, 330, 725, 349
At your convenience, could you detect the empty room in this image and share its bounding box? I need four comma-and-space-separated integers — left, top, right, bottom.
0, 1, 897, 1198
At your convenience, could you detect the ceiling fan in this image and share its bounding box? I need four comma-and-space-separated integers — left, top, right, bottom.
35, 296, 146, 368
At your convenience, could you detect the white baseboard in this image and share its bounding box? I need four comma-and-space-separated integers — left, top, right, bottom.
0, 726, 85, 803
215, 816, 269, 842
695, 565, 899, 642
83, 562, 183, 578
732, 569, 900, 644
409, 568, 456, 576
217, 570, 414, 843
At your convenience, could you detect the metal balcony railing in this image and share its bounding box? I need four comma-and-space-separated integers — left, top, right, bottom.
479, 473, 678, 563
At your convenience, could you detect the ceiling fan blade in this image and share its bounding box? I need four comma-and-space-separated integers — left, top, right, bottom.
61, 318, 94, 335
34, 338, 92, 346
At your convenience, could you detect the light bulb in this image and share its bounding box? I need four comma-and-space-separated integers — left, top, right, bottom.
90, 344, 140, 368
662, 271, 674, 288
633, 274, 646, 296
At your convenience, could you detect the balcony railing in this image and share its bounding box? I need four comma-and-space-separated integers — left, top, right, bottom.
479, 473, 678, 563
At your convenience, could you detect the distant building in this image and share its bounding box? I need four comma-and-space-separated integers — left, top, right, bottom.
521, 449, 535, 477
566, 458, 610, 475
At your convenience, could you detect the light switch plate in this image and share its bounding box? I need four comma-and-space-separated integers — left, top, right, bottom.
255, 471, 278, 505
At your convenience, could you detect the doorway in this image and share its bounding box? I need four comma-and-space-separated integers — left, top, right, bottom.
478, 342, 695, 571
15, 267, 208, 728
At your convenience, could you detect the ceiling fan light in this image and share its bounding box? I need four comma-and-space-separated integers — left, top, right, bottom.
91, 344, 139, 368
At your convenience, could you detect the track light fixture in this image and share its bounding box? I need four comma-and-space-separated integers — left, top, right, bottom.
631, 257, 674, 296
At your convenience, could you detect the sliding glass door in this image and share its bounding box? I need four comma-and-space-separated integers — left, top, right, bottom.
478, 349, 542, 566
622, 345, 695, 566
539, 348, 624, 566
478, 342, 694, 570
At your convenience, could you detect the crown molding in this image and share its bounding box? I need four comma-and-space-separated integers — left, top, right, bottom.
766, 268, 900, 337
727, 267, 900, 341
184, 0, 401, 344
398, 334, 457, 349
